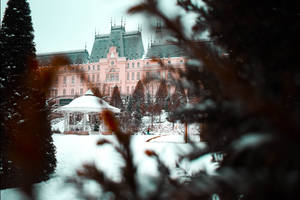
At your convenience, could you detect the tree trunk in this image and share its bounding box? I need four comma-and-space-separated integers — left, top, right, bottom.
184, 122, 188, 143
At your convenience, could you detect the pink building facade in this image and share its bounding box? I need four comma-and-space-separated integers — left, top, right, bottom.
39, 25, 186, 105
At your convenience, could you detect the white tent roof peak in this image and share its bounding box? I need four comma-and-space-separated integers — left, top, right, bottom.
56, 92, 120, 113
84, 89, 94, 96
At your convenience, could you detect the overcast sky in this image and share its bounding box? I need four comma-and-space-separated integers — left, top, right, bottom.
0, 0, 196, 54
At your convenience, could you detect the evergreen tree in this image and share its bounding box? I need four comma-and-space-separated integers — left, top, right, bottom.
0, 0, 56, 189
155, 80, 168, 122
129, 80, 145, 114
169, 84, 187, 111
110, 86, 124, 110
168, 83, 187, 122
126, 80, 145, 129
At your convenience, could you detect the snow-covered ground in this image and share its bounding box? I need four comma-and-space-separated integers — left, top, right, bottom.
2, 112, 216, 199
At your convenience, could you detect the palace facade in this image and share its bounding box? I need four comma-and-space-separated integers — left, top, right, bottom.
37, 24, 186, 105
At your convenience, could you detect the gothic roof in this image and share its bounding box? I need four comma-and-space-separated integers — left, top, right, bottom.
90, 26, 144, 62
146, 43, 186, 58
37, 49, 89, 66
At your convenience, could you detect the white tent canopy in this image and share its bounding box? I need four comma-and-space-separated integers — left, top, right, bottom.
56, 90, 120, 134
57, 90, 120, 113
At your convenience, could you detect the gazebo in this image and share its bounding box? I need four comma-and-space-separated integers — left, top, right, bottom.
56, 90, 120, 135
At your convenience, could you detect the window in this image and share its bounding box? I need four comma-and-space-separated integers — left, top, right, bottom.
127, 86, 129, 94
55, 77, 58, 84
55, 90, 58, 97
93, 65, 95, 70
157, 71, 160, 79
127, 72, 129, 81
87, 75, 90, 82
80, 76, 83, 83
71, 89, 74, 95
180, 60, 183, 63
97, 74, 99, 82
80, 88, 83, 95
63, 76, 67, 84
111, 61, 114, 66
110, 74, 114, 81
64, 67, 66, 72
97, 65, 100, 70
168, 60, 171, 64
137, 72, 140, 80
127, 63, 129, 68
146, 72, 150, 78
116, 73, 119, 81
132, 72, 135, 80
72, 76, 75, 84
137, 62, 140, 67
92, 75, 95, 82
88, 65, 90, 70
131, 86, 134, 93
106, 74, 109, 81
167, 71, 172, 79
132, 62, 135, 68
63, 89, 66, 95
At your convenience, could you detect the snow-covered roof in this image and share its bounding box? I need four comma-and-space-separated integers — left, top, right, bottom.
56, 90, 120, 113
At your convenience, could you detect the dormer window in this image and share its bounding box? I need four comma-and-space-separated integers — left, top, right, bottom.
111, 52, 115, 58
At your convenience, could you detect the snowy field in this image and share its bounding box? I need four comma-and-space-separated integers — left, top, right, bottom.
2, 112, 216, 199
1, 133, 217, 200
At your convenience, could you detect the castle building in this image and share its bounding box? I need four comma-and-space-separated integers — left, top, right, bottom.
37, 24, 186, 105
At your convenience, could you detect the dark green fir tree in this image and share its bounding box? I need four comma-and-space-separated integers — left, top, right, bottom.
110, 85, 124, 110
155, 80, 168, 122
0, 0, 56, 189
